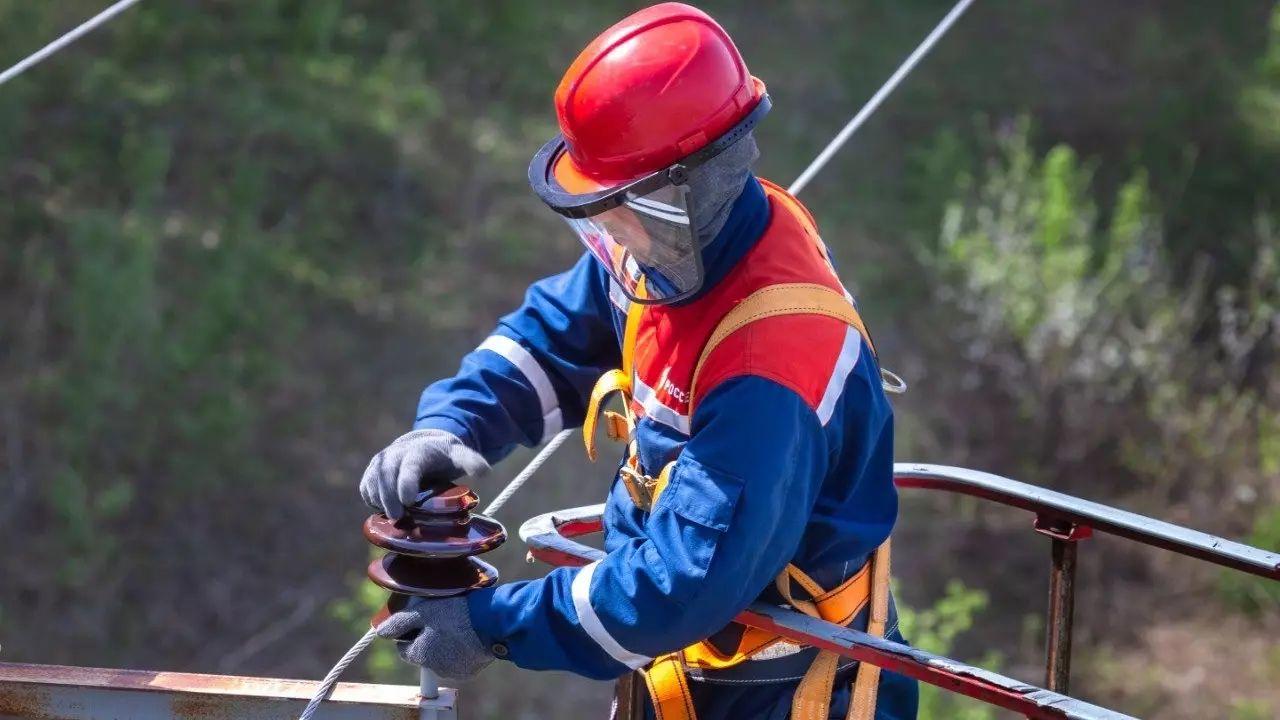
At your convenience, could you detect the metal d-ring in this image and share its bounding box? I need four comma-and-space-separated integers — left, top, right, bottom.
880, 368, 907, 394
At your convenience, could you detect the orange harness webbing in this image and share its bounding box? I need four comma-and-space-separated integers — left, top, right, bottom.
582, 184, 893, 720
641, 542, 892, 720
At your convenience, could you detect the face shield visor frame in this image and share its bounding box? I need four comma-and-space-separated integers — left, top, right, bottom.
528, 94, 771, 305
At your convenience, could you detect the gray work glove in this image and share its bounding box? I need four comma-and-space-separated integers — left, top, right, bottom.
359, 429, 490, 520
374, 595, 495, 680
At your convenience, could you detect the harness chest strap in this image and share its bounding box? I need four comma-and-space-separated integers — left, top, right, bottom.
581, 277, 660, 509
583, 279, 880, 511
582, 182, 891, 478
584, 176, 858, 460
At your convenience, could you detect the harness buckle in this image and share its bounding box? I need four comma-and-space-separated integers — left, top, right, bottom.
619, 466, 658, 512
603, 410, 631, 442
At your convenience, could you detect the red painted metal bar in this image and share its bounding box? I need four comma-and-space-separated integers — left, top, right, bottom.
518, 505, 1135, 720
741, 605, 1132, 720
519, 464, 1280, 720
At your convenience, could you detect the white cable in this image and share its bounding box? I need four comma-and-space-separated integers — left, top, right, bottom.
296, 430, 572, 718
787, 0, 978, 195
0, 0, 143, 88
481, 427, 573, 516
302, 3, 976, 715
298, 626, 378, 720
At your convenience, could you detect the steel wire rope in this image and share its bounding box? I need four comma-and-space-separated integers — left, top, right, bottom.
0, 0, 143, 88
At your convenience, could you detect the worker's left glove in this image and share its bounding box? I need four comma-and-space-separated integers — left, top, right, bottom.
374, 595, 494, 680
359, 429, 490, 520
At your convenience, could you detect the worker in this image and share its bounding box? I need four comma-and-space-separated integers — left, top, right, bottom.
360, 3, 920, 718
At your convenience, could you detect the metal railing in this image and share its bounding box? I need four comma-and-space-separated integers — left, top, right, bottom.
893, 463, 1280, 694
519, 462, 1280, 719
3, 463, 1274, 719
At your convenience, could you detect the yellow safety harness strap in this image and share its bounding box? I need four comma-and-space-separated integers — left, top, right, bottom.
774, 565, 865, 720
682, 281, 877, 446
776, 563, 871, 626
584, 277, 646, 462
642, 545, 891, 720
643, 653, 696, 720
584, 278, 664, 507
794, 651, 844, 720
774, 548, 892, 720
681, 562, 873, 672
847, 539, 892, 720
621, 280, 645, 379
582, 369, 632, 462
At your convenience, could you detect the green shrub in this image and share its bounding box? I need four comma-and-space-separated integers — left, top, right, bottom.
896, 581, 1001, 720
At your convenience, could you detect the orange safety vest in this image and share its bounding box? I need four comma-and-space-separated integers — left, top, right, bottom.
582, 179, 894, 720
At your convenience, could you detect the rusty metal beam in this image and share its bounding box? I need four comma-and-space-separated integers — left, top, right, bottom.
0, 662, 457, 720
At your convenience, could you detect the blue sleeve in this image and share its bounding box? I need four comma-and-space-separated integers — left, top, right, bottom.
413, 252, 621, 464
466, 375, 832, 679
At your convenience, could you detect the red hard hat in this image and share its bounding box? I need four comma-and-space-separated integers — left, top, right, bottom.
552, 2, 766, 193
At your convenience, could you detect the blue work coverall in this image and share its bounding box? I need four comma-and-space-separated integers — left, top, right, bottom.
413, 176, 920, 719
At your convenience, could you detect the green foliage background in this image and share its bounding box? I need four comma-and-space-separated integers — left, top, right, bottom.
1, 2, 1277, 718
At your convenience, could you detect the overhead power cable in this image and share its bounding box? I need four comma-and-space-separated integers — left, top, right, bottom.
0, 0, 143, 88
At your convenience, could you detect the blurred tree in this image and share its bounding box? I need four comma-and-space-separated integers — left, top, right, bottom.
0, 2, 1276, 718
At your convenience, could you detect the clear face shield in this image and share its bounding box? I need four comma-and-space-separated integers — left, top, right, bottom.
561, 183, 701, 302
528, 95, 771, 305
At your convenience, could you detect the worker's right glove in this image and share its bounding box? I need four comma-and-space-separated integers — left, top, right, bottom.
359, 429, 490, 520
374, 595, 494, 680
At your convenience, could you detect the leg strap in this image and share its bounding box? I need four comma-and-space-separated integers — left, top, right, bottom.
642, 652, 696, 720
638, 541, 892, 720
847, 539, 891, 720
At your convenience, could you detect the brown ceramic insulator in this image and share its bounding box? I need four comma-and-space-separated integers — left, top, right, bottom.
365, 480, 507, 634
410, 483, 479, 514
363, 512, 506, 559
366, 552, 499, 597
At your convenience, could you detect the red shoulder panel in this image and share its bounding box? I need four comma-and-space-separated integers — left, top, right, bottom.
693, 311, 851, 413
629, 182, 863, 431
